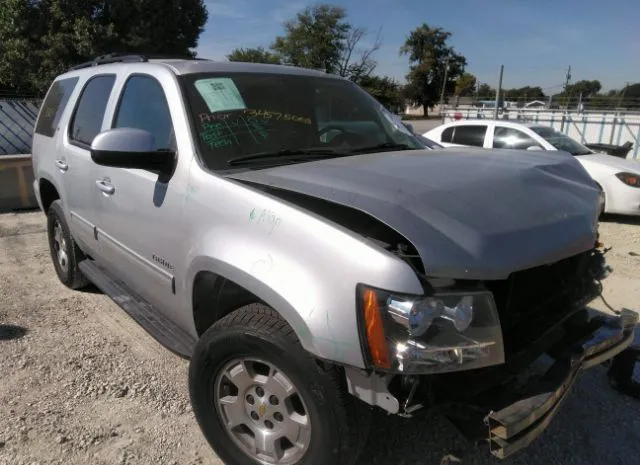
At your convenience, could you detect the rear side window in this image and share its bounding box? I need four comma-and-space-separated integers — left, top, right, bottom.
441, 126, 454, 143
451, 125, 487, 147
35, 77, 79, 137
113, 75, 174, 150
69, 75, 116, 146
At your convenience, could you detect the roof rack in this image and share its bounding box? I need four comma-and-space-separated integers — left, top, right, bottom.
69, 53, 209, 71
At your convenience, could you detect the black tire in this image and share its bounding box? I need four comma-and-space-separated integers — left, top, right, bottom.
189, 304, 370, 465
46, 200, 90, 289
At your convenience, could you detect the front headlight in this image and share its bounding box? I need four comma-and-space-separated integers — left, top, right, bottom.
358, 285, 505, 374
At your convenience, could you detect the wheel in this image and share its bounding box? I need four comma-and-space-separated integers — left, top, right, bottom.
189, 304, 370, 465
46, 200, 90, 289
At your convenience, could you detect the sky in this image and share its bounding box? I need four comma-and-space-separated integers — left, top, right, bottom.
197, 0, 640, 92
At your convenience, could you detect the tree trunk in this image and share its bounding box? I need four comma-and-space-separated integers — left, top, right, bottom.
422, 101, 429, 117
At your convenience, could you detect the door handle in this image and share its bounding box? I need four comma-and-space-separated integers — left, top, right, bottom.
95, 179, 115, 195
54, 159, 68, 171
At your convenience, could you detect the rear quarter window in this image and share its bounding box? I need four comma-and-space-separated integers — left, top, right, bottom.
451, 125, 487, 147
441, 126, 454, 143
34, 77, 79, 137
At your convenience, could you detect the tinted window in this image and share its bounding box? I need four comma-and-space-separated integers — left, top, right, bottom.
492, 126, 540, 150
113, 75, 173, 150
452, 125, 487, 146
35, 77, 79, 137
69, 75, 116, 146
441, 127, 454, 143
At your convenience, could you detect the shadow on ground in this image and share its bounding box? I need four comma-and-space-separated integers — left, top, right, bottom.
78, 283, 103, 295
601, 214, 640, 227
0, 324, 28, 341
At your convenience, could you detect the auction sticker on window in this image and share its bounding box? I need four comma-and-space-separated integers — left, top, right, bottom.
194, 78, 246, 113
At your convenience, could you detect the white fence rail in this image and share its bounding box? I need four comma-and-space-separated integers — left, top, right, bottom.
442, 109, 640, 160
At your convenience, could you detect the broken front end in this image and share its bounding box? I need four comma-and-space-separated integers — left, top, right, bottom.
347, 245, 637, 459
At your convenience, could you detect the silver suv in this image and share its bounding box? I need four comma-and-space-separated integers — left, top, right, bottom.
31, 54, 636, 464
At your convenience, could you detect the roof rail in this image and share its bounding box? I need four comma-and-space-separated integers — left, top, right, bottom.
69, 53, 209, 71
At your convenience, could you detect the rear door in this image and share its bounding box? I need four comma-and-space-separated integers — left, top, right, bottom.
32, 76, 79, 212
60, 74, 117, 252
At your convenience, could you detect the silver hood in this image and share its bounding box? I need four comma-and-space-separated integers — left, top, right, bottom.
228, 149, 601, 280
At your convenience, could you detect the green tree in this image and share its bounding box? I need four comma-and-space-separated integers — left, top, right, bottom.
566, 80, 602, 98
476, 83, 495, 99
0, 0, 207, 94
624, 83, 640, 99
0, 0, 38, 94
498, 86, 546, 107
271, 4, 350, 74
400, 24, 466, 116
553, 80, 601, 108
585, 93, 616, 110
454, 72, 476, 96
357, 75, 403, 111
227, 47, 280, 64
615, 83, 640, 109
504, 86, 545, 101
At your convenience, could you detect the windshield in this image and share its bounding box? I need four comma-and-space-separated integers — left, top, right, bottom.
181, 72, 424, 169
530, 126, 593, 156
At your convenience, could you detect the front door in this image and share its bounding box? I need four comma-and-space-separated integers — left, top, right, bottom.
93, 73, 186, 313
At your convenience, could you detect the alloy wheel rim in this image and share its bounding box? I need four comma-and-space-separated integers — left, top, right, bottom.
52, 220, 69, 274
214, 357, 312, 464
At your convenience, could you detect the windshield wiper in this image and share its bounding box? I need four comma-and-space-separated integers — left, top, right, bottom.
227, 148, 347, 166
348, 142, 414, 154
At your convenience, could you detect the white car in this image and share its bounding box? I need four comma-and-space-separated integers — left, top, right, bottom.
424, 120, 640, 216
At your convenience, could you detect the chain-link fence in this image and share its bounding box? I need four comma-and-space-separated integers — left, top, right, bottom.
442, 94, 640, 112
0, 98, 42, 155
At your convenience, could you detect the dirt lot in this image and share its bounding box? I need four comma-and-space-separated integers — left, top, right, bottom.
1, 211, 639, 465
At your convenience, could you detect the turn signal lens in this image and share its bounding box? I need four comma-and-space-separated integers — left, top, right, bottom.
616, 172, 640, 188
362, 289, 391, 369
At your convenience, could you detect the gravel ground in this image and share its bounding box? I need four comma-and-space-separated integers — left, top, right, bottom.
1, 211, 639, 465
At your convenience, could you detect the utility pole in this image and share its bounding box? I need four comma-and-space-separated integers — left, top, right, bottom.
493, 64, 504, 119
563, 66, 572, 91
439, 57, 450, 119
577, 92, 583, 112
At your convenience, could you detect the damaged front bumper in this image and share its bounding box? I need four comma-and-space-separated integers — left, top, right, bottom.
486, 309, 637, 459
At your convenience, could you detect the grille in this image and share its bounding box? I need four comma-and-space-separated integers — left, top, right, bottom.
486, 250, 598, 356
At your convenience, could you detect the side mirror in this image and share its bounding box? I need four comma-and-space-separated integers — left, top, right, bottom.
526, 145, 543, 151
90, 128, 175, 174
